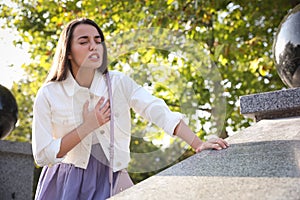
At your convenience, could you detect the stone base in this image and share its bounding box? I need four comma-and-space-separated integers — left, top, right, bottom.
239, 87, 300, 121
0, 140, 34, 200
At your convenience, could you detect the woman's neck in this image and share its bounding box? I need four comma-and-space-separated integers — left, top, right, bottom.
71, 67, 96, 88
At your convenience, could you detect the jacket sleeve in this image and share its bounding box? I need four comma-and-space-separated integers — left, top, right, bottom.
32, 86, 64, 167
120, 74, 184, 136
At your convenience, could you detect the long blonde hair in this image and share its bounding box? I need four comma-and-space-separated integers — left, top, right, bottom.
46, 18, 108, 82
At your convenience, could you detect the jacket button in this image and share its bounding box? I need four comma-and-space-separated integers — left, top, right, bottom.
115, 112, 119, 117
100, 130, 105, 134
117, 162, 122, 167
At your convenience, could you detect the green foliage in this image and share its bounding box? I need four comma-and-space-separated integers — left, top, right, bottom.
1, 0, 299, 182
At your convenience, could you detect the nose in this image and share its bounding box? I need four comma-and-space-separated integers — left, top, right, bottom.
89, 41, 97, 51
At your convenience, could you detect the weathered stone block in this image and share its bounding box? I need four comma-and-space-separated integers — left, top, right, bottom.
240, 88, 300, 121
0, 140, 34, 200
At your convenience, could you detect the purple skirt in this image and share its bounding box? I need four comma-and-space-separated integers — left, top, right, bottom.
34, 144, 117, 200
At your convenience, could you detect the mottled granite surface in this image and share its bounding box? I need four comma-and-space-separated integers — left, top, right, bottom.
110, 117, 300, 200
0, 140, 34, 200
240, 88, 300, 121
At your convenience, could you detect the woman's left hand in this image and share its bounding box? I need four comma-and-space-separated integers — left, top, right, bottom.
196, 137, 229, 153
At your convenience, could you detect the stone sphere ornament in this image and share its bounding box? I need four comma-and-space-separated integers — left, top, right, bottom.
0, 84, 18, 139
273, 4, 300, 88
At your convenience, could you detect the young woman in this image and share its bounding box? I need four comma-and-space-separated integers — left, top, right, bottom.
32, 18, 229, 200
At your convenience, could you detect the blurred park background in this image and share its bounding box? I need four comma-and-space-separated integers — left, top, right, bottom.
1, 0, 300, 183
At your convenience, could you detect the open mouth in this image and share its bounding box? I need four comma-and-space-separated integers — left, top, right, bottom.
89, 53, 100, 59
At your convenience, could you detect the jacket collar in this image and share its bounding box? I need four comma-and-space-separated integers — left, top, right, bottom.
62, 69, 106, 97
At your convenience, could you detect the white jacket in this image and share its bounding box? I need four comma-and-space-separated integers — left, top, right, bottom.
32, 70, 183, 172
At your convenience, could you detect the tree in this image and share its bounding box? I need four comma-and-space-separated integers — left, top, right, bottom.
1, 0, 298, 182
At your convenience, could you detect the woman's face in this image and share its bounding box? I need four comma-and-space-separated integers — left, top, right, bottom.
68, 24, 104, 73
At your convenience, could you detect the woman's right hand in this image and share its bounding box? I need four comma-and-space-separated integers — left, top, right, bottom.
82, 97, 111, 131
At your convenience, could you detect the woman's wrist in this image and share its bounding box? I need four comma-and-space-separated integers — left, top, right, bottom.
174, 120, 203, 151
77, 122, 95, 138
190, 136, 203, 151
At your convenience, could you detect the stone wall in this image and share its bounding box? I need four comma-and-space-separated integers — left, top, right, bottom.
0, 140, 34, 200
110, 117, 300, 200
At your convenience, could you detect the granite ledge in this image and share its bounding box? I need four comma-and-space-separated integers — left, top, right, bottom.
240, 87, 300, 121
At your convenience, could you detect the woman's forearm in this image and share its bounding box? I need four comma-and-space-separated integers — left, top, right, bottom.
56, 122, 93, 158
174, 120, 229, 152
173, 120, 203, 150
